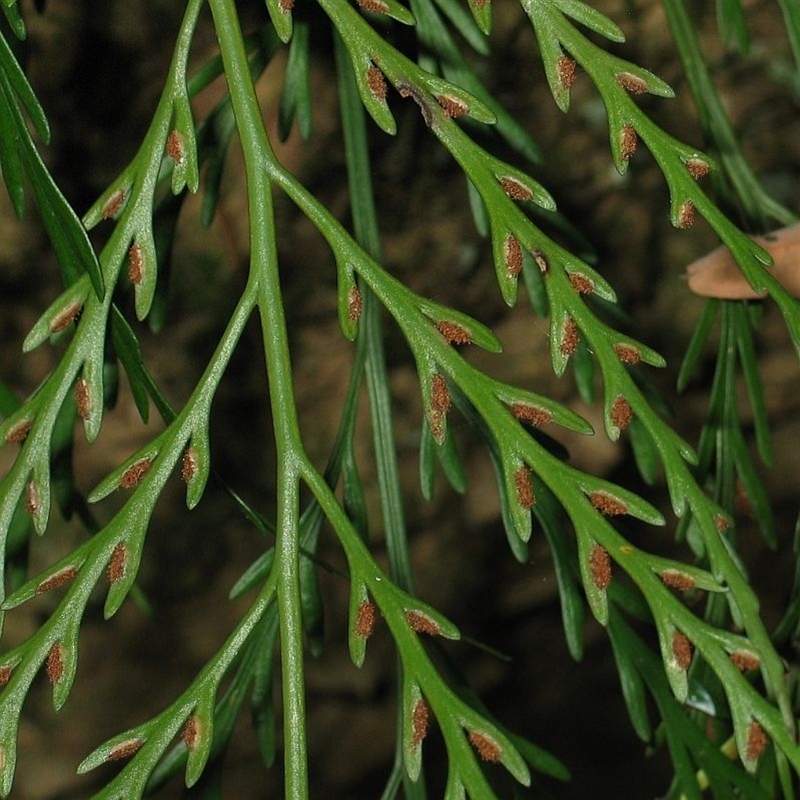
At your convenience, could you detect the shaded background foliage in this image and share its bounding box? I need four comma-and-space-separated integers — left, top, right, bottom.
0, 0, 799, 796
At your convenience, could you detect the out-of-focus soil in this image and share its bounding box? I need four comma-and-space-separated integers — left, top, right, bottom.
1, 0, 799, 798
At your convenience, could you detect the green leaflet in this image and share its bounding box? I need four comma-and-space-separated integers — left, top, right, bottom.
1, 0, 799, 796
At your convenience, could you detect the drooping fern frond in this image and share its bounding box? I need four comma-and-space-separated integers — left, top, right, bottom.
0, 0, 799, 798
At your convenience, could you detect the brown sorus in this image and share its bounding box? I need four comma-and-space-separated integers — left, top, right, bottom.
504, 235, 523, 277
181, 447, 199, 483
181, 715, 201, 750
411, 699, 430, 748
620, 123, 638, 161
511, 402, 552, 426
358, 0, 390, 14
406, 610, 440, 636
128, 243, 143, 285
107, 543, 128, 584
108, 738, 143, 761
745, 721, 767, 763
616, 72, 648, 94
428, 373, 449, 441
25, 481, 39, 518
436, 320, 472, 345
120, 458, 152, 489
468, 731, 501, 762
499, 176, 533, 202
427, 367, 451, 445
0, 665, 14, 686
659, 569, 695, 591
685, 158, 710, 180
75, 378, 91, 420
568, 272, 594, 294
49, 301, 82, 333
610, 396, 633, 432
36, 566, 78, 595
672, 631, 693, 670
366, 65, 387, 100
355, 600, 376, 638
46, 643, 64, 683
102, 188, 126, 219
730, 650, 761, 672
278, 0, 294, 10
560, 318, 579, 356
557, 54, 576, 90
590, 544, 612, 590
589, 491, 628, 516
514, 465, 534, 510
4, 418, 31, 444
437, 94, 469, 117
347, 286, 363, 323
166, 129, 184, 164
676, 200, 696, 229
614, 343, 641, 364
430, 373, 451, 417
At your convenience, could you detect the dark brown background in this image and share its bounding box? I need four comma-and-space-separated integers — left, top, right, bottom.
1, 0, 799, 797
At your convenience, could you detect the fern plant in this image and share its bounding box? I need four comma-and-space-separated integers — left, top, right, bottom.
1, 0, 799, 797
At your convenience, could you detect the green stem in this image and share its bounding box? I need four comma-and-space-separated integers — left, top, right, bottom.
209, 1, 308, 797
334, 32, 424, 800
714, 303, 738, 511
333, 32, 414, 593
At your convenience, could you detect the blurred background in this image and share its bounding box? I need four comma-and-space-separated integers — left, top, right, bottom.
1, 0, 799, 796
